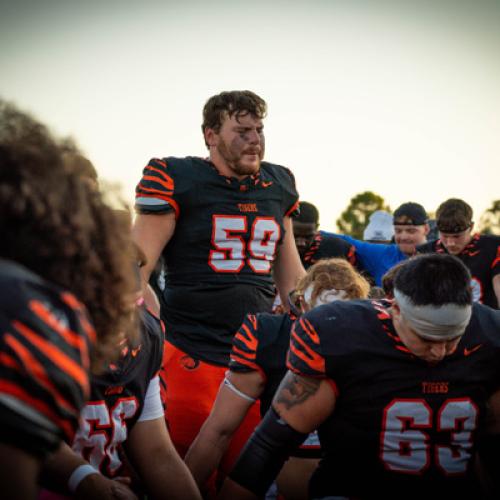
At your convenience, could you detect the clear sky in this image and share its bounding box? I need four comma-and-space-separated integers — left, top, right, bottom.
2, 0, 499, 229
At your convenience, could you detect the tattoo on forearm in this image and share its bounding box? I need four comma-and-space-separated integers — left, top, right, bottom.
275, 373, 320, 410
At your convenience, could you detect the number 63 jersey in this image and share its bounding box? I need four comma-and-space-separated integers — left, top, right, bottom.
287, 299, 500, 499
135, 157, 299, 366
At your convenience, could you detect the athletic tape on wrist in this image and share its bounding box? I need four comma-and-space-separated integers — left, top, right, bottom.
68, 464, 99, 493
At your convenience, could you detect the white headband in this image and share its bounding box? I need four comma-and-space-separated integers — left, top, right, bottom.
303, 284, 347, 308
393, 288, 472, 341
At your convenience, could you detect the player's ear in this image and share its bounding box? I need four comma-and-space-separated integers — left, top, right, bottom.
391, 301, 401, 317
204, 127, 218, 148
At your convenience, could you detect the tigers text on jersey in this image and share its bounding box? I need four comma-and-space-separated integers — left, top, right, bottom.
135, 156, 299, 365
71, 307, 164, 477
288, 299, 500, 498
0, 259, 96, 457
418, 234, 500, 309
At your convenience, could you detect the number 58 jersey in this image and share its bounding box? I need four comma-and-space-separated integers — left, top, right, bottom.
136, 157, 299, 365
288, 299, 500, 499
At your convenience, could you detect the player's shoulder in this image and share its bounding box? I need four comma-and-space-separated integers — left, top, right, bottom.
469, 302, 500, 345
260, 161, 295, 184
0, 259, 83, 320
0, 259, 45, 291
148, 155, 207, 175
139, 307, 164, 344
306, 299, 382, 336
318, 231, 352, 251
476, 233, 500, 250
417, 240, 438, 253
254, 312, 293, 346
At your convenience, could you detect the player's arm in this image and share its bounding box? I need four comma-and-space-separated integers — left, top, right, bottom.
0, 443, 39, 500
42, 441, 137, 500
476, 387, 500, 495
219, 371, 336, 499
273, 216, 306, 307
125, 416, 201, 500
185, 370, 265, 490
132, 212, 176, 309
492, 274, 500, 308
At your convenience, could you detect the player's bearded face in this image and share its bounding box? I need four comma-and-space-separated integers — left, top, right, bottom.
215, 113, 265, 177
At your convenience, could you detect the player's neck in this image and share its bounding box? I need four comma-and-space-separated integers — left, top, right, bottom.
209, 152, 252, 181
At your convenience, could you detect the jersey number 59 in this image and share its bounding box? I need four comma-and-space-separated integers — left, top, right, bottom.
209, 215, 281, 274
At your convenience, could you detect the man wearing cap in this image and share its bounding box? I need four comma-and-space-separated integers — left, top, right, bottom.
418, 198, 500, 309
221, 254, 500, 499
363, 210, 394, 243
331, 202, 430, 286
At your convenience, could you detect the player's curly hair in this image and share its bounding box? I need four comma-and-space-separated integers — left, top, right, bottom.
0, 98, 137, 370
295, 258, 370, 306
201, 90, 267, 148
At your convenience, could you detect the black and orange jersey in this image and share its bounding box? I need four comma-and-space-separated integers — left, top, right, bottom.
288, 299, 500, 498
229, 312, 293, 417
135, 156, 299, 365
418, 234, 500, 309
302, 231, 357, 269
0, 259, 95, 458
72, 307, 164, 478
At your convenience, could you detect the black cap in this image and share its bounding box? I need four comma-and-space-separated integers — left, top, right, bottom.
393, 202, 428, 226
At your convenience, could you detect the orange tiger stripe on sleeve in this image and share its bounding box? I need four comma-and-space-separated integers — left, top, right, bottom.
299, 318, 320, 345
290, 327, 325, 374
229, 353, 260, 372
144, 165, 174, 189
231, 344, 257, 362
0, 379, 74, 439
5, 334, 78, 415
236, 324, 258, 353
142, 174, 174, 192
12, 320, 90, 395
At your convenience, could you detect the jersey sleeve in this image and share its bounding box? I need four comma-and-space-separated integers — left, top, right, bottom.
135, 157, 180, 217
492, 242, 500, 277
229, 314, 262, 373
140, 308, 165, 377
0, 277, 95, 457
279, 167, 300, 217
287, 316, 326, 378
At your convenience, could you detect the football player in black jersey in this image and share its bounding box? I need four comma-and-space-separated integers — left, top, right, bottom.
0, 100, 137, 498
293, 201, 357, 269
222, 254, 500, 499
42, 289, 201, 499
418, 198, 500, 308
132, 91, 305, 468
185, 259, 369, 498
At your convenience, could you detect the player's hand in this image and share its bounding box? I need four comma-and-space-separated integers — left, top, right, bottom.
75, 473, 138, 500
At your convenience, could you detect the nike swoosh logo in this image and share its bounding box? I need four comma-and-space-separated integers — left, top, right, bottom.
464, 344, 483, 356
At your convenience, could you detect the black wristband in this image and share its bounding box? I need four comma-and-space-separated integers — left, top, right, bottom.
229, 407, 309, 496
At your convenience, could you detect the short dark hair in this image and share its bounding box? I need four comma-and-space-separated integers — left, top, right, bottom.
296, 201, 319, 225
436, 198, 473, 233
381, 260, 408, 299
394, 254, 471, 306
201, 90, 267, 147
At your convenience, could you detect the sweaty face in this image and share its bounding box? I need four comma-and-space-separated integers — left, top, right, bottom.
293, 221, 318, 257
393, 224, 428, 256
210, 112, 265, 179
439, 228, 473, 255
394, 311, 461, 364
